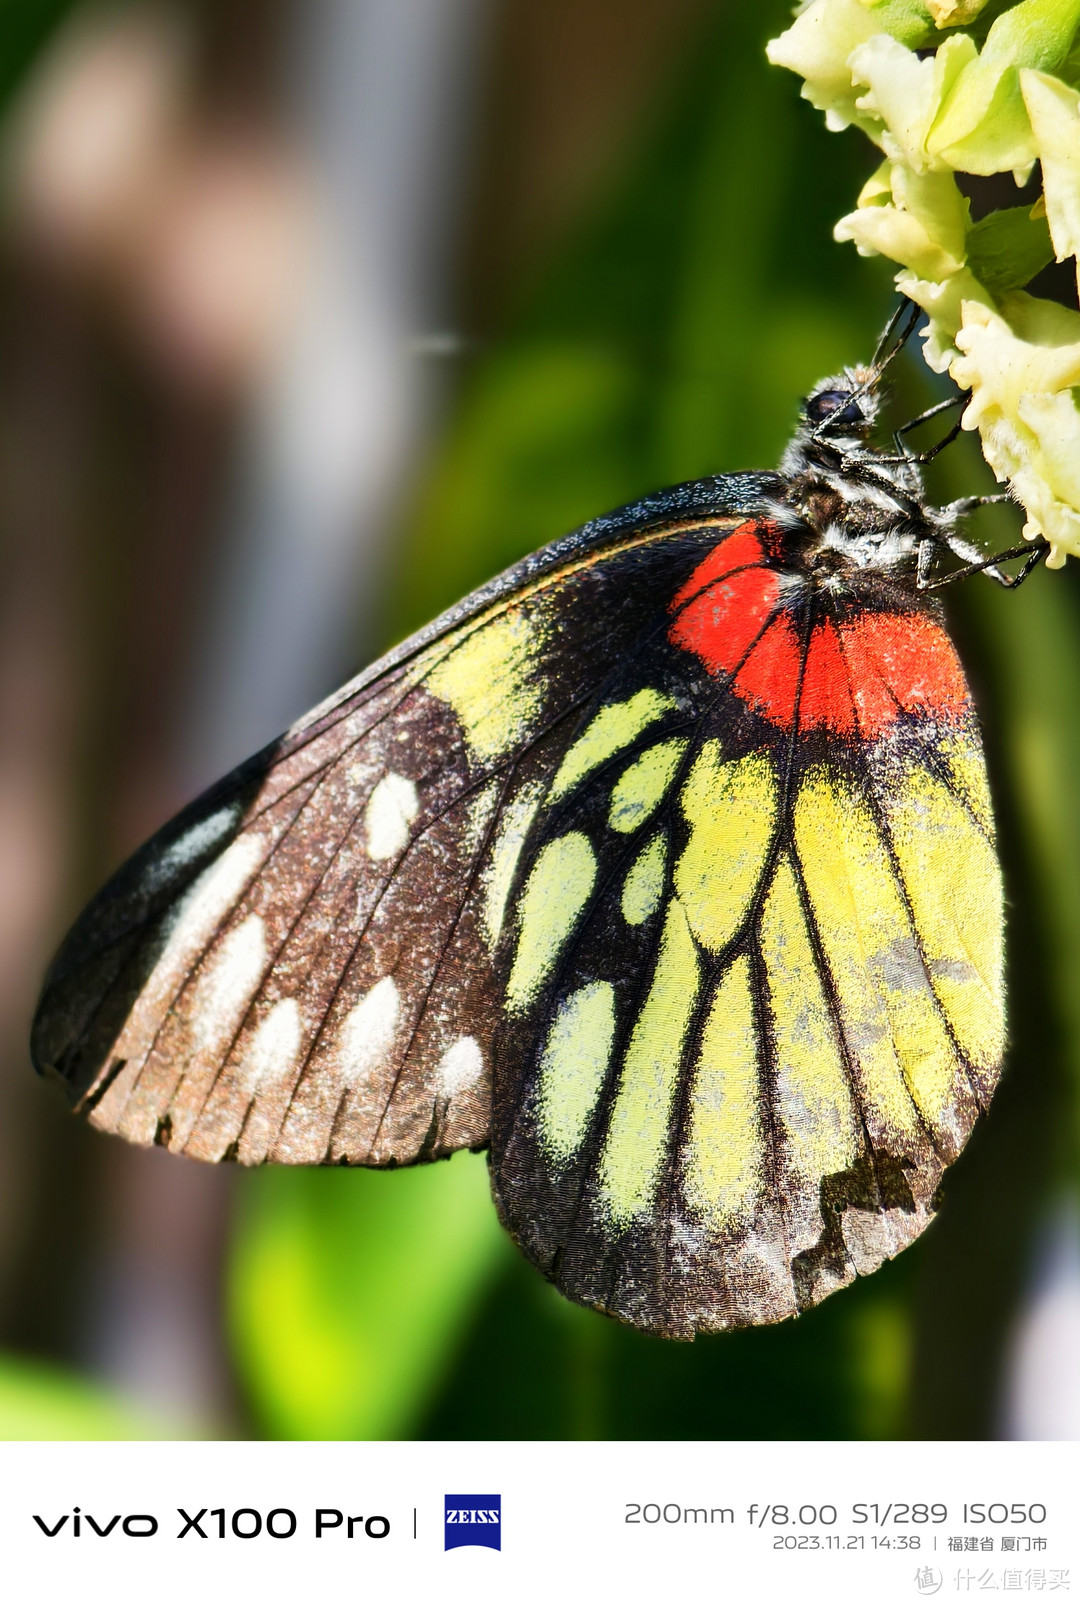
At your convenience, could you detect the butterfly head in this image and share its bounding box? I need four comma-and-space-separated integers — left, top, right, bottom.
783, 366, 890, 467
801, 367, 879, 441
776, 364, 934, 582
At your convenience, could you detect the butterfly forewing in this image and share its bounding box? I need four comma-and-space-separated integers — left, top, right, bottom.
32, 478, 773, 1183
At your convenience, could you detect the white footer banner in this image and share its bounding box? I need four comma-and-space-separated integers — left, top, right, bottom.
0, 1438, 1074, 1603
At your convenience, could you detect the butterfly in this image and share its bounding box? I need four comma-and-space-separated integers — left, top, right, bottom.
31, 308, 1045, 1340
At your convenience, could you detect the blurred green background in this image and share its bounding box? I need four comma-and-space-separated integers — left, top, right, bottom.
0, 0, 1076, 1441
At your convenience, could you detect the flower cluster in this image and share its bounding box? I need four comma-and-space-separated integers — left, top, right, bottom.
767, 0, 1080, 565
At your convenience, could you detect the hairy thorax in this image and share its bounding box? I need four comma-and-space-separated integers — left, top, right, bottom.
776, 431, 938, 591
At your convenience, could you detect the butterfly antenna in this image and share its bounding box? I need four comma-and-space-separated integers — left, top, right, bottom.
808, 300, 921, 446
816, 299, 920, 437
870, 296, 919, 375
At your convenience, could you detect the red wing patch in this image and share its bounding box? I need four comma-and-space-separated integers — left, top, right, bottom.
669, 523, 780, 677
670, 521, 766, 599
839, 613, 970, 736
799, 623, 857, 735
732, 616, 801, 726
669, 524, 972, 738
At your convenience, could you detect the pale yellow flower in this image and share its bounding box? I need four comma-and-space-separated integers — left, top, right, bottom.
927, 0, 1080, 178
849, 35, 939, 165
897, 268, 994, 369
835, 163, 969, 296
952, 298, 1080, 559
1021, 69, 1080, 289
765, 0, 887, 132
767, 0, 1080, 564
952, 297, 1080, 430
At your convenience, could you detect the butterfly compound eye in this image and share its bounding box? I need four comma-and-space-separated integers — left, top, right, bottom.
805, 388, 864, 428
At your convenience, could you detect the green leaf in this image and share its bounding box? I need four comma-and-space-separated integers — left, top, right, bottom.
867, 0, 938, 48
229, 1152, 509, 1439
980, 0, 1080, 71
967, 203, 1055, 291
928, 0, 1080, 171
0, 1353, 166, 1440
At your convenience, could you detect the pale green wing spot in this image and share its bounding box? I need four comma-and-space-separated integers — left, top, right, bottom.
426, 606, 547, 760
463, 778, 501, 858
683, 954, 764, 1230
608, 739, 688, 834
794, 769, 945, 1140
600, 897, 700, 1224
479, 779, 546, 953
621, 832, 666, 926
505, 832, 597, 1013
538, 982, 617, 1162
547, 688, 676, 804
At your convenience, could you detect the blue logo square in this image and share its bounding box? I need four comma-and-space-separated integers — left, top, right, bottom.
444, 1494, 501, 1551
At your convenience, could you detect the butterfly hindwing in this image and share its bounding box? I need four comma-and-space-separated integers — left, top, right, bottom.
32, 477, 776, 1175
490, 519, 1004, 1337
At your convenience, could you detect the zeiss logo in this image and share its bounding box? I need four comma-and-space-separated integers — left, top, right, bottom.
444, 1494, 501, 1552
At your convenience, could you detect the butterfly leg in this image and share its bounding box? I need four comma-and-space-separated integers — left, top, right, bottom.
938, 493, 1011, 518
918, 531, 1050, 590
977, 539, 1051, 588
917, 535, 937, 589
890, 394, 966, 460
877, 396, 969, 467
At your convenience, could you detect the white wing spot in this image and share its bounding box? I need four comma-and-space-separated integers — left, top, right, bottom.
158, 832, 264, 967
365, 773, 419, 861
337, 976, 400, 1087
99, 833, 266, 1134
140, 833, 264, 1027
241, 997, 303, 1095
480, 779, 545, 952
192, 913, 267, 1057
436, 1035, 483, 1098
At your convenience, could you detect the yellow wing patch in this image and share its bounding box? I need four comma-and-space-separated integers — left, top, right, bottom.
761, 854, 860, 1184
601, 897, 700, 1223
426, 605, 547, 760
609, 740, 688, 833
676, 746, 776, 954
538, 981, 617, 1162
939, 729, 994, 838
684, 955, 763, 1230
506, 832, 596, 1013
622, 832, 666, 926
480, 779, 546, 953
883, 757, 1004, 1073
795, 767, 976, 1142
